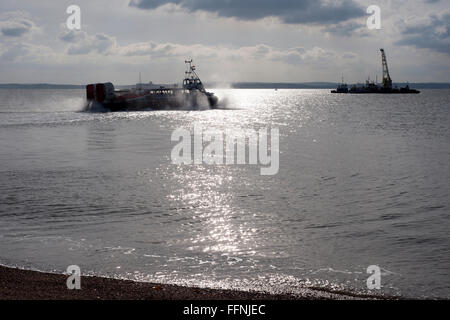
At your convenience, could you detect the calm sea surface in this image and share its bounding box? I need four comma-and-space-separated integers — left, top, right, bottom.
0, 88, 449, 298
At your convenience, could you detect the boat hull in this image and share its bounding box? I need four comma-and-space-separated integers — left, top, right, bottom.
331, 87, 420, 94
105, 91, 217, 111
86, 83, 219, 111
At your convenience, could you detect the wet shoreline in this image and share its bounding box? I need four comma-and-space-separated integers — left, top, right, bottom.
0, 266, 383, 300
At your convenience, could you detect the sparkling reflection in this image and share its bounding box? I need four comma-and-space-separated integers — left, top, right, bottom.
168, 165, 259, 257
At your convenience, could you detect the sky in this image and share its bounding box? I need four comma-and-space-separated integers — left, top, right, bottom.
0, 0, 449, 84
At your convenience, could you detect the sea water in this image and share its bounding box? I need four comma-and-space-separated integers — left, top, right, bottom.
0, 88, 449, 298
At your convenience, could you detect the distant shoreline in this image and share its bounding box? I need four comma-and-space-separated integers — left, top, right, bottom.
0, 265, 388, 300
1, 83, 450, 89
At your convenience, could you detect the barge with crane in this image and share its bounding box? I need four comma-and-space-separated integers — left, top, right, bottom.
331, 49, 420, 94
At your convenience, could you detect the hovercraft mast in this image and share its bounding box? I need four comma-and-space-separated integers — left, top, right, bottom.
183, 59, 206, 93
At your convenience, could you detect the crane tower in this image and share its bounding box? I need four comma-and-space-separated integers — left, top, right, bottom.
380, 48, 392, 89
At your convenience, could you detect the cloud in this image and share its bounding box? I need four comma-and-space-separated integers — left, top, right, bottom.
0, 41, 58, 64
0, 12, 36, 37
115, 39, 334, 65
118, 42, 176, 56
129, 0, 365, 24
267, 46, 334, 65
1, 43, 31, 61
59, 30, 117, 55
341, 52, 358, 59
323, 21, 368, 37
59, 30, 84, 43
397, 11, 450, 54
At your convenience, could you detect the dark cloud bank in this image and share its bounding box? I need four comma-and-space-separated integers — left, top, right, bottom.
397, 12, 450, 55
129, 0, 365, 24
0, 19, 33, 37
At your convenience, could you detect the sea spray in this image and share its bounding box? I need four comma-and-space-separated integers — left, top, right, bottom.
81, 100, 108, 113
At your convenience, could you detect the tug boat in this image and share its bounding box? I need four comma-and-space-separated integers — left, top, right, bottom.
86, 60, 218, 111
331, 76, 348, 93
